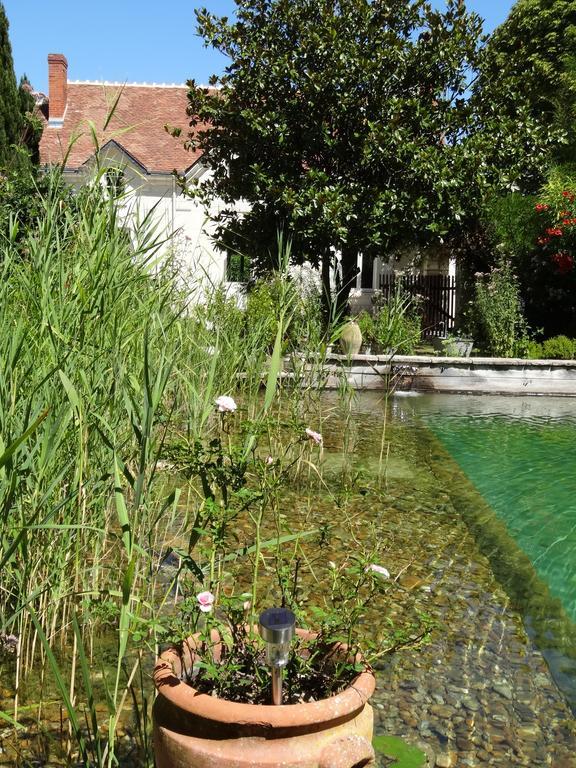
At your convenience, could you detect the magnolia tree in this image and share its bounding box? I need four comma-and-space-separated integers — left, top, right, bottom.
186, 0, 554, 314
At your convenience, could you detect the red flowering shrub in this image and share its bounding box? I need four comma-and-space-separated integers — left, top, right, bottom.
534, 189, 576, 274
484, 174, 576, 337
551, 251, 574, 274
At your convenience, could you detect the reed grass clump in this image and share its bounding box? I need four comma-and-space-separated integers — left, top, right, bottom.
0, 160, 414, 767
0, 167, 337, 766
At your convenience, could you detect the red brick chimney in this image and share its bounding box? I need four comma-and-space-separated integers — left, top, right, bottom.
47, 53, 68, 123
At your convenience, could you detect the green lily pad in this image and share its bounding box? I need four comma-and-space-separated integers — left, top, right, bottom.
372, 735, 427, 768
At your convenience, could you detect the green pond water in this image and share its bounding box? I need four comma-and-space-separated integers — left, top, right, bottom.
399, 392, 576, 707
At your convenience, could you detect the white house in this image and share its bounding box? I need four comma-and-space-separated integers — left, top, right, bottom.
38, 54, 456, 329
38, 53, 227, 291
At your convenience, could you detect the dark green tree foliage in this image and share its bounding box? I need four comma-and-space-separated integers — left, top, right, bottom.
187, 0, 554, 310
477, 0, 576, 170
0, 2, 24, 168
468, 0, 576, 338
0, 168, 52, 249
18, 75, 41, 165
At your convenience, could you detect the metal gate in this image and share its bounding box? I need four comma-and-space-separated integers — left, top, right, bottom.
380, 274, 456, 337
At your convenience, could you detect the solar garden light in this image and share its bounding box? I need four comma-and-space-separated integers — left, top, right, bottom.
258, 607, 296, 705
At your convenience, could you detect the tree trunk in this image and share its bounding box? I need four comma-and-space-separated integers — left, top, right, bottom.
335, 245, 360, 320
320, 250, 333, 326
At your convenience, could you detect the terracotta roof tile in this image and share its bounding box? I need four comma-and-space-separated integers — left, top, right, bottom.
39, 82, 201, 174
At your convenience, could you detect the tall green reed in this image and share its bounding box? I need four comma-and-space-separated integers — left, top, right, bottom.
0, 168, 191, 764
0, 159, 337, 765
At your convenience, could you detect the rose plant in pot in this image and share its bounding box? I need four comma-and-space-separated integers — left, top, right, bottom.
153, 393, 430, 768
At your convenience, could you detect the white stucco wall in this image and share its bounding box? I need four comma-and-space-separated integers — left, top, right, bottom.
64, 146, 229, 299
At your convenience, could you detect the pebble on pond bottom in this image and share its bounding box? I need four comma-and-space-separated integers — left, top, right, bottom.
370, 504, 576, 767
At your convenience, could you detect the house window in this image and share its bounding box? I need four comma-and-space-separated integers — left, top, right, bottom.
226, 251, 251, 282
105, 168, 125, 196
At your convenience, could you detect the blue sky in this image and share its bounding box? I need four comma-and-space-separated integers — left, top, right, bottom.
4, 1, 514, 94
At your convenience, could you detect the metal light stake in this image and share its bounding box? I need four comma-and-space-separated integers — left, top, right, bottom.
259, 607, 296, 705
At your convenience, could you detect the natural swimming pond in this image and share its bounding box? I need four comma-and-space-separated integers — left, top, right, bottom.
2, 390, 576, 766
403, 393, 576, 712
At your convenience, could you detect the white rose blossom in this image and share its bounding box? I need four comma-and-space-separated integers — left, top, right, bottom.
215, 395, 237, 413
365, 563, 390, 579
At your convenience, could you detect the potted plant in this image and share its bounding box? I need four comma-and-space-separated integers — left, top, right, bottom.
152, 396, 429, 767
153, 624, 376, 767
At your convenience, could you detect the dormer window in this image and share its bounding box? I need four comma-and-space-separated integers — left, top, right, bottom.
105, 167, 125, 196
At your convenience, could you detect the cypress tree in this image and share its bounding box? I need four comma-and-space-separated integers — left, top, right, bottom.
18, 75, 41, 164
0, 2, 25, 167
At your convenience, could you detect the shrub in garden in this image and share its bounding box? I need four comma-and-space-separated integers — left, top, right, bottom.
525, 340, 544, 359
533, 174, 576, 277
524, 167, 576, 336
0, 167, 57, 252
469, 259, 529, 357
356, 311, 376, 348
541, 335, 576, 360
246, 273, 322, 353
371, 287, 422, 354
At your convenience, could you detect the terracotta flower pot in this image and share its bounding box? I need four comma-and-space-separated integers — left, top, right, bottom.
153, 629, 376, 768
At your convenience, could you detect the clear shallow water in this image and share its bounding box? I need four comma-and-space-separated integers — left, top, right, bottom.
409, 395, 576, 621
400, 393, 576, 703
2, 391, 576, 765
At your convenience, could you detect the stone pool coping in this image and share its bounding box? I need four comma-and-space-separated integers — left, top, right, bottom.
317, 354, 576, 396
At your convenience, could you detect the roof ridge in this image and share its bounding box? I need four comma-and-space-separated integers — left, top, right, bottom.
68, 80, 191, 89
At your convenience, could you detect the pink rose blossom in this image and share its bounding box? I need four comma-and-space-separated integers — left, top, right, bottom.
305, 428, 323, 445
365, 563, 390, 579
197, 591, 215, 613
215, 395, 237, 413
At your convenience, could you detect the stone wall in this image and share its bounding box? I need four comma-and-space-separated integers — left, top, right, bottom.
321, 354, 576, 396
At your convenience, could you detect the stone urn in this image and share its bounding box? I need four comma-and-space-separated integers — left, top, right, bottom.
152, 629, 376, 768
339, 320, 363, 356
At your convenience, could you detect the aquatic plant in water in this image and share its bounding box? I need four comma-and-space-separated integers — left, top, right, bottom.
159, 393, 431, 705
